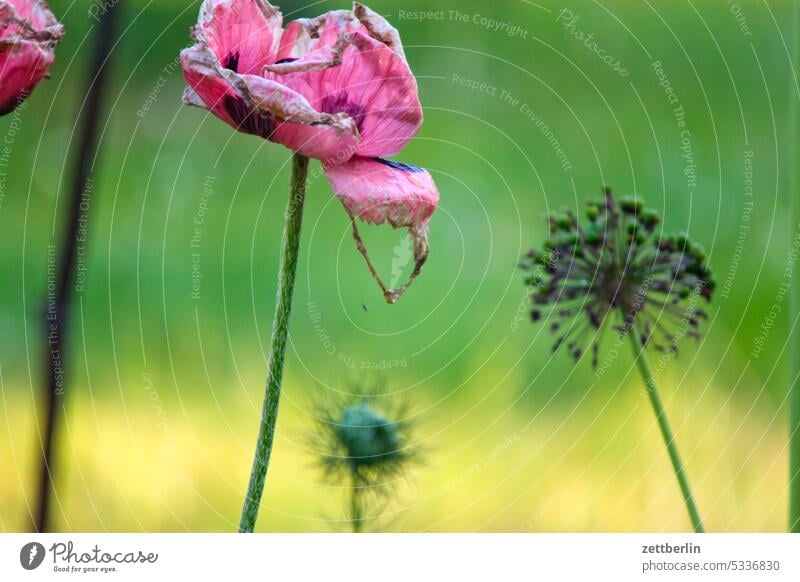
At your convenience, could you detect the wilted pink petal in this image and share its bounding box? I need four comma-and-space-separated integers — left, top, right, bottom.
181, 44, 238, 124
182, 0, 422, 161
0, 0, 62, 114
182, 42, 359, 159
182, 0, 362, 160
275, 10, 360, 62
196, 0, 282, 75
351, 3, 406, 60
324, 155, 438, 303
325, 155, 437, 227
264, 31, 421, 158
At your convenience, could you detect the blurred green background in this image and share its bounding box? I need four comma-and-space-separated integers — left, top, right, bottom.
0, 0, 796, 531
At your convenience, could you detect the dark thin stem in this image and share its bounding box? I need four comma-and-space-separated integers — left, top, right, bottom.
33, 5, 120, 533
627, 332, 705, 533
238, 154, 308, 533
790, 0, 800, 533
350, 475, 364, 533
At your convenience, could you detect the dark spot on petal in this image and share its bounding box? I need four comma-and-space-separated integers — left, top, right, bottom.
223, 52, 240, 73
320, 91, 367, 133
0, 89, 31, 116
274, 57, 298, 65
0, 98, 20, 116
373, 158, 425, 173
223, 95, 275, 140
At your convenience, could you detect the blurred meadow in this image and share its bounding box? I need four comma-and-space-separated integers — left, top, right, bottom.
0, 0, 797, 531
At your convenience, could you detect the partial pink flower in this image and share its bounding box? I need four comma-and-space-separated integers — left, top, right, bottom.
0, 0, 63, 114
181, 0, 439, 302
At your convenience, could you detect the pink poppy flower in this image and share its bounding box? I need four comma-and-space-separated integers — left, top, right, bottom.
0, 0, 62, 114
181, 0, 438, 302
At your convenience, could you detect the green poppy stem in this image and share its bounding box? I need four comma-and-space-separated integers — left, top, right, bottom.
628, 333, 705, 532
239, 154, 309, 533
789, 0, 800, 533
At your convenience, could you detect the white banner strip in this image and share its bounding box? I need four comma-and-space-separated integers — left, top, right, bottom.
1, 534, 798, 581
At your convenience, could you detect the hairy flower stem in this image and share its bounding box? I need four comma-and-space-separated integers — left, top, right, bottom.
628, 333, 704, 533
789, 0, 800, 534
239, 154, 308, 533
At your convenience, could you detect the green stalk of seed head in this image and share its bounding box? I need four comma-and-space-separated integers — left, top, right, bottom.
350, 476, 365, 533
239, 154, 309, 533
627, 331, 704, 533
790, 0, 800, 534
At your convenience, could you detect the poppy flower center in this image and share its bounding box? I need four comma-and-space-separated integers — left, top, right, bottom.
320, 92, 367, 134
223, 51, 240, 73
222, 94, 276, 139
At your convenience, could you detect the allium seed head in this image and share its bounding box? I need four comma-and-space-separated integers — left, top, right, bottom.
519, 189, 715, 366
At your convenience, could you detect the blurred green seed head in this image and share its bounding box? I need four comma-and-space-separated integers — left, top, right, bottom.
309, 388, 421, 532
337, 402, 403, 471
310, 389, 419, 488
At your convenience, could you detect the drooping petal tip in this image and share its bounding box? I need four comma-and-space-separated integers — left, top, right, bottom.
325, 156, 437, 227
325, 156, 438, 303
